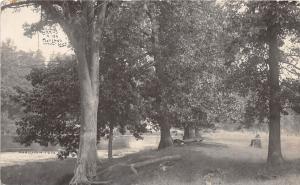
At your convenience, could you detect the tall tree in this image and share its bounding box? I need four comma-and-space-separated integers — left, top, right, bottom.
142, 1, 224, 149
2, 1, 110, 184
14, 1, 151, 161
224, 1, 300, 166
145, 2, 174, 149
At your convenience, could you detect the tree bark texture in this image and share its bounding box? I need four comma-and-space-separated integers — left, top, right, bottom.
183, 126, 190, 140
267, 25, 284, 166
189, 127, 195, 138
147, 3, 173, 149
195, 127, 201, 138
108, 124, 113, 160
183, 125, 195, 140
158, 117, 173, 150
3, 1, 108, 185
56, 2, 107, 185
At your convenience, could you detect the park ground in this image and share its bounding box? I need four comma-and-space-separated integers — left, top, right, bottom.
1, 130, 300, 185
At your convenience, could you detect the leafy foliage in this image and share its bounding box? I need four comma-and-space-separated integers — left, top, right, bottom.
223, 1, 300, 128
15, 53, 149, 157
139, 1, 231, 132
1, 40, 44, 136
14, 3, 154, 156
14, 58, 80, 153
281, 79, 300, 114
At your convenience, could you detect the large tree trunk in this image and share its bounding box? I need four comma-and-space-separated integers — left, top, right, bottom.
158, 120, 173, 150
13, 1, 108, 185
195, 127, 201, 138
108, 124, 113, 160
267, 25, 284, 166
189, 127, 195, 138
183, 125, 190, 140
69, 45, 99, 185
146, 3, 173, 150
67, 2, 107, 185
183, 125, 195, 140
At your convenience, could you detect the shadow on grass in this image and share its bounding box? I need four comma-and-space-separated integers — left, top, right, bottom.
1, 159, 76, 185
93, 145, 300, 185
2, 142, 300, 185
187, 141, 228, 148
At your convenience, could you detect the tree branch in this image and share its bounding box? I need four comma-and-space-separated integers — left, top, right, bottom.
1, 0, 38, 11
286, 54, 300, 57
281, 61, 300, 71
281, 66, 300, 77
94, 1, 107, 42
130, 60, 155, 79
281, 84, 300, 97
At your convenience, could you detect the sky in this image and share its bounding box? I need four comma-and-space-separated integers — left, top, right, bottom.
1, 7, 73, 61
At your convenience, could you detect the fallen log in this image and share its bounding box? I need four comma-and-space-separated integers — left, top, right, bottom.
131, 155, 181, 168
98, 155, 181, 176
183, 138, 204, 143
90, 180, 112, 185
130, 155, 181, 174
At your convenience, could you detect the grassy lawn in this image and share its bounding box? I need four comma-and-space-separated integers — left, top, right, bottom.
1, 159, 76, 185
1, 131, 300, 185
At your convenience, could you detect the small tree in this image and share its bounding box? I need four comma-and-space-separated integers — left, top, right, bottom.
15, 53, 148, 156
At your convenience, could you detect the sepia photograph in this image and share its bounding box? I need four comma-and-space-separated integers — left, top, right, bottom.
0, 1, 300, 185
